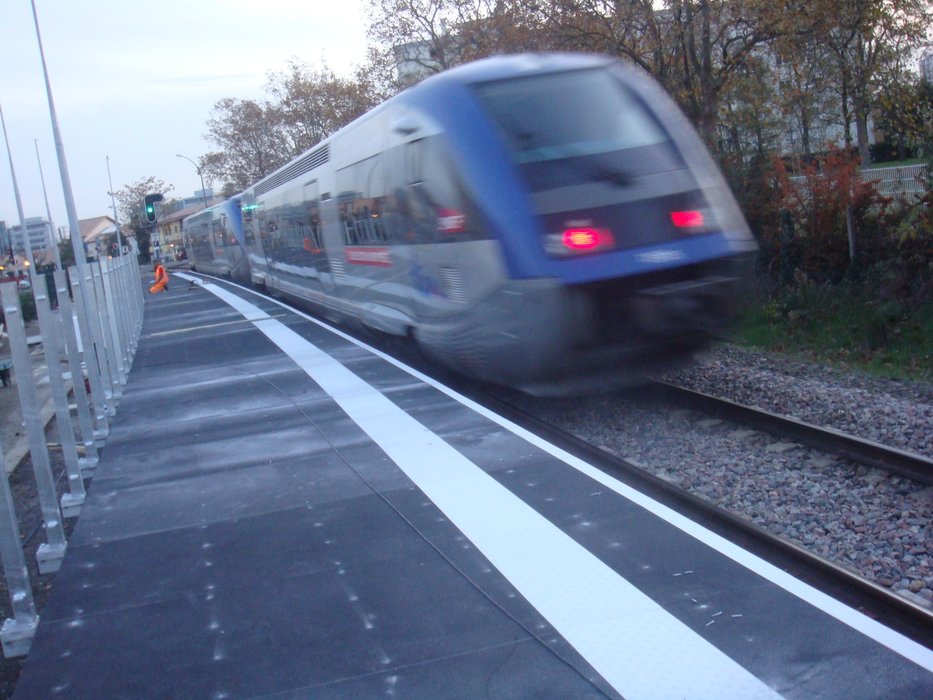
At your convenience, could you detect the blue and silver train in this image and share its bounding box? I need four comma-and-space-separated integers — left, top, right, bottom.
181, 195, 250, 281
183, 53, 756, 394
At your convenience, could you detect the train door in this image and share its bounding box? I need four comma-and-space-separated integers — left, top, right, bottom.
332, 154, 413, 332
402, 138, 438, 322
404, 137, 468, 323
218, 211, 236, 275
301, 179, 334, 299
210, 213, 226, 270
239, 196, 267, 286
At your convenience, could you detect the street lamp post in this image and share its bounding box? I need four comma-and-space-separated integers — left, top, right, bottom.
106, 155, 123, 255
176, 153, 209, 208
34, 139, 62, 269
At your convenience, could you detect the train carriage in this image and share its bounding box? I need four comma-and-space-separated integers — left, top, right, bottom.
181, 196, 249, 281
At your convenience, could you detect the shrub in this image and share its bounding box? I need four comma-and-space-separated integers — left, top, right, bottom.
19, 290, 36, 322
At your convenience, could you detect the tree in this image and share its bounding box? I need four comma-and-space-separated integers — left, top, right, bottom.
203, 97, 291, 192
819, 0, 931, 164
354, 45, 407, 102
718, 52, 783, 161
57, 237, 75, 268
518, 1, 670, 76
114, 177, 173, 264
772, 28, 838, 158
874, 71, 933, 161
115, 177, 173, 230
367, 0, 461, 80
265, 59, 381, 154
372, 1, 803, 152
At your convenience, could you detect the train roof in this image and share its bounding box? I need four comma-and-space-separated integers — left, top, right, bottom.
246, 53, 621, 197
418, 52, 615, 88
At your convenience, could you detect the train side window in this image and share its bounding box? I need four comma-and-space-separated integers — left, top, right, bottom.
219, 214, 232, 246
406, 138, 425, 185
241, 205, 256, 244
414, 137, 472, 243
337, 154, 388, 246
302, 181, 323, 253
211, 218, 223, 247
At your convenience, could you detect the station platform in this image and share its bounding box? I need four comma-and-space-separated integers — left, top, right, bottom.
12, 272, 933, 699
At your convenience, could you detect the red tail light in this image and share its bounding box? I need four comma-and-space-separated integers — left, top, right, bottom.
670, 210, 705, 229
562, 227, 614, 251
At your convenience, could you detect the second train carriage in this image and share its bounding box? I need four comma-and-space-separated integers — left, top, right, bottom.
221, 53, 756, 393
181, 196, 250, 282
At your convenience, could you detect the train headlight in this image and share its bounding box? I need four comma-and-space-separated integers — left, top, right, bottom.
670, 209, 711, 232
546, 227, 615, 256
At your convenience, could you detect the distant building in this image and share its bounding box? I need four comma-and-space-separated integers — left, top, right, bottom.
393, 41, 443, 87
921, 51, 933, 84
177, 188, 215, 210
0, 220, 9, 255
79, 215, 119, 259
151, 198, 220, 262
8, 217, 53, 257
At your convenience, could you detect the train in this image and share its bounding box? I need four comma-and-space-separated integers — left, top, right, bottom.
182, 53, 756, 394
178, 196, 249, 280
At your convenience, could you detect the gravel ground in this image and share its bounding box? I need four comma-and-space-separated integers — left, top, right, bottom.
507, 343, 933, 608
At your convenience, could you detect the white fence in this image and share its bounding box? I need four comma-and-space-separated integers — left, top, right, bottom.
0, 256, 143, 657
862, 163, 929, 197
789, 163, 929, 199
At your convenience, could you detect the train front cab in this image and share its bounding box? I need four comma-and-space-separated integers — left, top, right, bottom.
414, 56, 757, 394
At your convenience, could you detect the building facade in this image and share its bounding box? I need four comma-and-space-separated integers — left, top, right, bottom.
921, 51, 933, 84
8, 217, 53, 257
151, 199, 219, 262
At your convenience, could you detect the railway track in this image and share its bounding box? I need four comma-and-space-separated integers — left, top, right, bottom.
467, 385, 933, 650
647, 380, 933, 486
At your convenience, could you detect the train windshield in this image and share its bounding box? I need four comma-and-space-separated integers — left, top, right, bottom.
475, 69, 680, 190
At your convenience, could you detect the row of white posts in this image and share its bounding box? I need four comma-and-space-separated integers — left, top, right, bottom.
0, 256, 144, 657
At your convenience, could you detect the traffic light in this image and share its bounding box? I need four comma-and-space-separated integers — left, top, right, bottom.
144, 193, 164, 224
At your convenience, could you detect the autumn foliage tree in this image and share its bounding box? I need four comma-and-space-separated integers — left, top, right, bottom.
115, 177, 174, 231
266, 60, 382, 155
202, 98, 291, 192
201, 58, 386, 191
766, 147, 905, 285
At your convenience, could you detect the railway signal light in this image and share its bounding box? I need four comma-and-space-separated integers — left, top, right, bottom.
144, 193, 164, 224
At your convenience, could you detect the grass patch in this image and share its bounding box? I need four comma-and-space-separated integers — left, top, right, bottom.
731, 284, 932, 383
866, 158, 925, 169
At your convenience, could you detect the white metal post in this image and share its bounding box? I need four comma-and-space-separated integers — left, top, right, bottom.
32, 272, 85, 518
53, 270, 98, 474
0, 283, 66, 574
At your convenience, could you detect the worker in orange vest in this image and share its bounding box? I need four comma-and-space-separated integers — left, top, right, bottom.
149, 260, 169, 294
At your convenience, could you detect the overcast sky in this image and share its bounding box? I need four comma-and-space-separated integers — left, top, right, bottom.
0, 0, 369, 232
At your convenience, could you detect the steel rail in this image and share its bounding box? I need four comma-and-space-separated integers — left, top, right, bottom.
649, 381, 933, 486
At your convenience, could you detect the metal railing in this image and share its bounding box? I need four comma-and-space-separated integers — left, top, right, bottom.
0, 255, 143, 657
789, 163, 930, 199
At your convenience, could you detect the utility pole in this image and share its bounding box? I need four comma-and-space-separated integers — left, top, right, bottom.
35, 139, 62, 269
0, 101, 36, 271
106, 156, 123, 255
30, 0, 89, 271
176, 153, 209, 208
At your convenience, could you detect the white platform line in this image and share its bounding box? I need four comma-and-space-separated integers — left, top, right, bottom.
191, 278, 782, 700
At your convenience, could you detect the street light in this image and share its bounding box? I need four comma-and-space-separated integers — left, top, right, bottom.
176, 153, 209, 208
106, 155, 123, 255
